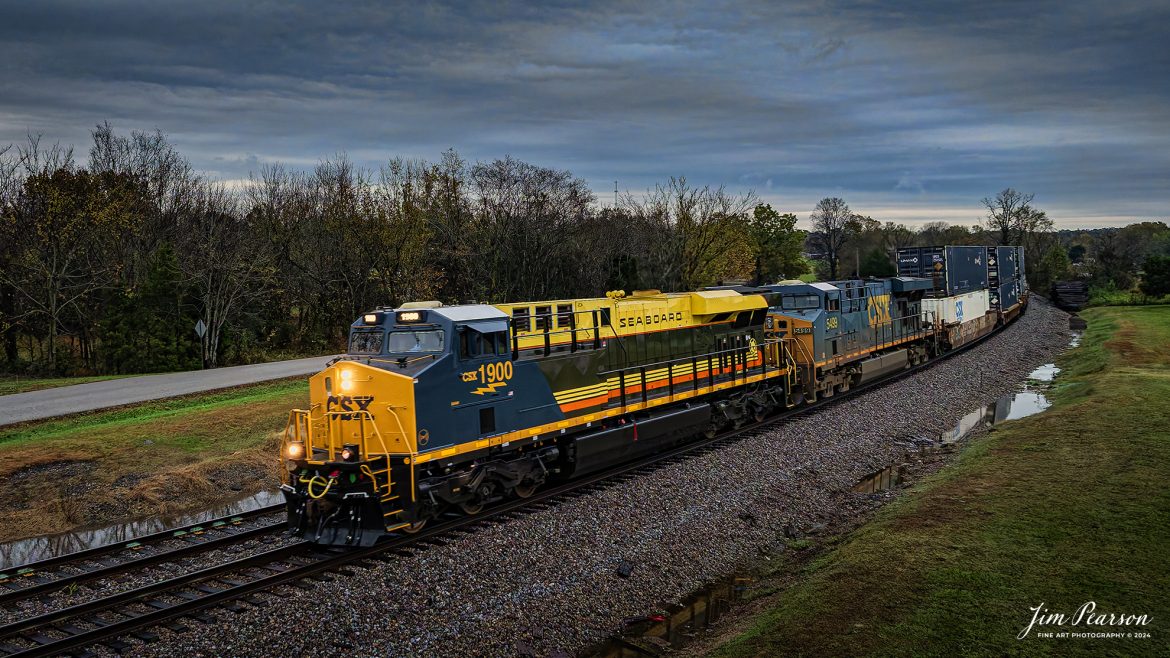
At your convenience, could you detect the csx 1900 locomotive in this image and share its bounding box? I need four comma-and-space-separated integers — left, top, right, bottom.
280, 245, 1027, 545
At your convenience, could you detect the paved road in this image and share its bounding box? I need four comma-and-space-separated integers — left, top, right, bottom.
0, 355, 338, 427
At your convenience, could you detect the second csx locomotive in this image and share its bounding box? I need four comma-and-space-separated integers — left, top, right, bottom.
280, 245, 1027, 545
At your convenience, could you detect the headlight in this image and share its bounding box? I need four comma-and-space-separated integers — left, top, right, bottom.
340, 444, 360, 462
340, 369, 353, 381
286, 441, 305, 460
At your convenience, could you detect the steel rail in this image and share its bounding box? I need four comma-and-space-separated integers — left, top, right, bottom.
0, 520, 287, 608
1, 504, 284, 576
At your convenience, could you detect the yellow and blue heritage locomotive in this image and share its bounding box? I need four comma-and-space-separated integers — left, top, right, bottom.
280, 247, 1027, 545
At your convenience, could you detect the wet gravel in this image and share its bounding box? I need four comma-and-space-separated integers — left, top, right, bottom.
93, 301, 1071, 657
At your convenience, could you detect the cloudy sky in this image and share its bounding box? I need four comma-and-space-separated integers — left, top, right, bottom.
1, 0, 1167, 228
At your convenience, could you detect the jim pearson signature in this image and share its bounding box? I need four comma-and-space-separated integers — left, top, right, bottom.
1019, 601, 1152, 639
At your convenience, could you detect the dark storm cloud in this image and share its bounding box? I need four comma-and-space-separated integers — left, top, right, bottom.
0, 0, 1166, 226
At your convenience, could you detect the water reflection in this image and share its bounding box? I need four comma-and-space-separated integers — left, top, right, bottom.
0, 489, 283, 571
938, 389, 1051, 447
854, 464, 902, 493
862, 362, 1056, 493
592, 575, 751, 657
1027, 363, 1060, 382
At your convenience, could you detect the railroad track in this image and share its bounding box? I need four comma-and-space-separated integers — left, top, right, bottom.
0, 320, 1012, 657
0, 505, 285, 609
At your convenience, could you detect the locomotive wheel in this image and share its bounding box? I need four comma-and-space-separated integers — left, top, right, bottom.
460, 500, 485, 515
752, 405, 768, 423
401, 519, 427, 534
513, 482, 537, 499
703, 423, 719, 439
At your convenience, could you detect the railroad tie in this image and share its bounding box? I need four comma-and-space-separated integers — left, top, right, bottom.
133, 629, 161, 642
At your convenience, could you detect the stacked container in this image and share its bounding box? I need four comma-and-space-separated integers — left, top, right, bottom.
994, 246, 1021, 310
896, 246, 989, 296
921, 289, 990, 325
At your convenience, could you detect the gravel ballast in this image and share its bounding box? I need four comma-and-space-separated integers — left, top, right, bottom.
96, 300, 1071, 657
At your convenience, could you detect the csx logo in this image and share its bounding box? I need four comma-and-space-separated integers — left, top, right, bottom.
326, 395, 375, 420
867, 294, 892, 328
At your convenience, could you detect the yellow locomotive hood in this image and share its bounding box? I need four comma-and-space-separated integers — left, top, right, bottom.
303, 361, 419, 459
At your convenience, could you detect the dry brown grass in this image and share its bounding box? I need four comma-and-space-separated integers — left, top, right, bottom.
0, 380, 304, 543
0, 434, 283, 542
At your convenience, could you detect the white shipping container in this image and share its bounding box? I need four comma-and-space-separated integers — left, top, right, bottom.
922, 290, 990, 325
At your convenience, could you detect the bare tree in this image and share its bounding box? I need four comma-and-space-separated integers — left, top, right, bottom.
0, 143, 21, 365
982, 188, 1047, 245
89, 123, 199, 285
621, 177, 756, 291
470, 156, 594, 301
178, 183, 268, 367
0, 136, 155, 370
809, 197, 859, 280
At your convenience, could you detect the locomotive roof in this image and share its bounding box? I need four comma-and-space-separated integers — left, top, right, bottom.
425, 304, 509, 323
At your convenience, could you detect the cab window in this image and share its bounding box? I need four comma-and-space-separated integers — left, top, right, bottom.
460, 330, 510, 358
781, 295, 819, 310
386, 330, 445, 353
349, 330, 384, 354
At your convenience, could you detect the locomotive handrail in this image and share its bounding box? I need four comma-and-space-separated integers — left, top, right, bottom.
865, 310, 927, 353
319, 409, 391, 457
509, 305, 625, 360
378, 405, 412, 454
595, 337, 782, 378
598, 337, 788, 411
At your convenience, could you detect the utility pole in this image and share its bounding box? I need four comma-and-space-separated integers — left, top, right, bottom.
614, 180, 618, 208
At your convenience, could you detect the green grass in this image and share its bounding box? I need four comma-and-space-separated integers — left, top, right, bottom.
0, 374, 134, 396
708, 306, 1170, 657
1087, 286, 1170, 307
0, 378, 308, 541
0, 378, 306, 450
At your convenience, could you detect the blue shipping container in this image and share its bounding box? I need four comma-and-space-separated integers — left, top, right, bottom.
944, 246, 989, 295
896, 247, 944, 278
999, 280, 1020, 309
996, 246, 1017, 283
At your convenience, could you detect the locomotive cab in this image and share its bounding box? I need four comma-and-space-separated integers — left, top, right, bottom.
280, 303, 539, 545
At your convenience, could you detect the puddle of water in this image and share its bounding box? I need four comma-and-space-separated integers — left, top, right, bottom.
854, 464, 903, 493
1027, 363, 1060, 382
936, 390, 1051, 447
591, 575, 751, 657
862, 361, 1057, 492
0, 489, 284, 571
940, 363, 1056, 444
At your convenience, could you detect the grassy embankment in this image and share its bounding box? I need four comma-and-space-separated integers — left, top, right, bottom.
707, 306, 1170, 657
0, 380, 307, 542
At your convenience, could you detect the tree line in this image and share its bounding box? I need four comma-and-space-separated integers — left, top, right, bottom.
5, 125, 1151, 377
0, 126, 812, 375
